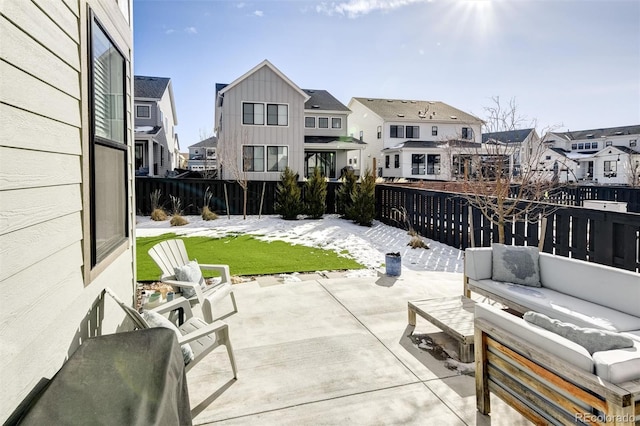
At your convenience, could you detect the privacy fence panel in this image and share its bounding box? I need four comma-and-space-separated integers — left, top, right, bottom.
376, 184, 640, 272
135, 178, 341, 216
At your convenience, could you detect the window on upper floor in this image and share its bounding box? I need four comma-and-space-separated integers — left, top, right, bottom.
390, 125, 404, 138
406, 126, 419, 139
332, 118, 341, 129
89, 13, 128, 268
267, 146, 288, 172
242, 145, 265, 171
462, 127, 473, 140
136, 105, 150, 118
318, 117, 329, 128
243, 103, 264, 125
592, 141, 598, 149
630, 139, 637, 147
432, 126, 438, 136
267, 104, 288, 126
578, 143, 584, 150
605, 140, 612, 147
359, 130, 363, 139
572, 144, 577, 150
377, 126, 382, 139
394, 154, 400, 168
305, 117, 315, 128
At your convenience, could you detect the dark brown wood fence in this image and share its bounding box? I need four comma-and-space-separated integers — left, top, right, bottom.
376, 184, 640, 272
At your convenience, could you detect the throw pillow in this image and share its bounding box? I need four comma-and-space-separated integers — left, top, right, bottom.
174, 260, 204, 299
524, 311, 635, 355
143, 310, 194, 365
492, 243, 541, 287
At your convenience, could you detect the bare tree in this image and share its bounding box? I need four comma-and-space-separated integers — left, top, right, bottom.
625, 155, 640, 187
455, 97, 561, 244
217, 130, 250, 219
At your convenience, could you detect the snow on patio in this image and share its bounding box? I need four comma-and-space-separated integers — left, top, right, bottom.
136, 214, 465, 275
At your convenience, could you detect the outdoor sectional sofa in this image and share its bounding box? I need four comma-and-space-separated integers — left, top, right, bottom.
464, 245, 640, 424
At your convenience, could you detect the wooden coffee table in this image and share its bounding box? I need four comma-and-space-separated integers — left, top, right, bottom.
408, 296, 476, 363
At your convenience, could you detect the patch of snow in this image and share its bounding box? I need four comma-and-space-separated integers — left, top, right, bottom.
136, 214, 464, 273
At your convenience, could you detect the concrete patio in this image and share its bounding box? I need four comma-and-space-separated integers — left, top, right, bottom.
186, 269, 531, 425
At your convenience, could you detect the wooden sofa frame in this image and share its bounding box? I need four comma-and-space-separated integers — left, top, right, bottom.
475, 317, 640, 425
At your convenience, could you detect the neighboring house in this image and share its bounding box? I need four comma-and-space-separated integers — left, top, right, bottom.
482, 128, 540, 175
1, 0, 136, 422
188, 136, 218, 174
214, 60, 364, 181
134, 75, 179, 176
347, 97, 483, 179
541, 125, 640, 185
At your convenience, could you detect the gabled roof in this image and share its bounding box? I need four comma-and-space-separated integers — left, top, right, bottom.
218, 60, 310, 101
552, 125, 640, 141
482, 129, 535, 144
303, 90, 350, 112
351, 97, 482, 124
134, 76, 170, 99
190, 136, 217, 148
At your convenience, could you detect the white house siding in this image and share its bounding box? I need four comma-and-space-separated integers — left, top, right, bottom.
347, 99, 384, 173
0, 0, 135, 422
219, 65, 306, 181
157, 85, 179, 170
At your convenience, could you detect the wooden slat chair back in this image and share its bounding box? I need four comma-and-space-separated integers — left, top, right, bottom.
103, 287, 237, 376
148, 239, 237, 323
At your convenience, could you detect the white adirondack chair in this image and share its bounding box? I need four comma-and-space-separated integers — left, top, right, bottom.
103, 287, 237, 377
148, 239, 238, 323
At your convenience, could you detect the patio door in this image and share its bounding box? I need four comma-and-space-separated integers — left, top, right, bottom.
305, 151, 336, 178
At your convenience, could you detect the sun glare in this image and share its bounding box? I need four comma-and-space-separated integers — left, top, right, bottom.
452, 0, 497, 41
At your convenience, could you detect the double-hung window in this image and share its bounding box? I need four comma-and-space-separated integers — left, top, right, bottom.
318, 117, 329, 128
90, 15, 128, 266
604, 161, 617, 177
394, 154, 400, 168
332, 118, 341, 129
390, 125, 404, 138
427, 154, 441, 174
432, 126, 438, 136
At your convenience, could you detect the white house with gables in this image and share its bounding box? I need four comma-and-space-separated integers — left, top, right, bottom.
214, 60, 364, 181
540, 125, 640, 185
1, 0, 137, 422
347, 97, 483, 179
134, 75, 180, 176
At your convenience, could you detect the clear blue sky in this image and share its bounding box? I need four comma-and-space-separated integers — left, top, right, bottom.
133, 0, 640, 149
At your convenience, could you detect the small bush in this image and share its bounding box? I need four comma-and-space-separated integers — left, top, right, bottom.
170, 214, 188, 226
337, 168, 357, 219
275, 167, 303, 220
202, 206, 218, 221
305, 167, 327, 219
347, 168, 376, 227
151, 208, 168, 221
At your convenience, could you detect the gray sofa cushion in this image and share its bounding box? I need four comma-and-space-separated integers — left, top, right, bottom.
539, 253, 640, 318
475, 303, 594, 372
592, 335, 640, 384
470, 278, 640, 332
524, 312, 635, 354
491, 243, 541, 287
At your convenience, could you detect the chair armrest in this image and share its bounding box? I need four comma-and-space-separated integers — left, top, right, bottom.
198, 264, 231, 283
160, 279, 205, 303
178, 320, 228, 344
464, 247, 493, 281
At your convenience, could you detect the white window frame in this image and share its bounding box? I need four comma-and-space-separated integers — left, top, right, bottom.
136, 105, 150, 118
305, 116, 316, 128
267, 146, 288, 172
318, 117, 329, 128
331, 117, 342, 129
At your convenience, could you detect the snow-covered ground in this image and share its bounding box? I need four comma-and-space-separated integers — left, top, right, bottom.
136, 214, 464, 275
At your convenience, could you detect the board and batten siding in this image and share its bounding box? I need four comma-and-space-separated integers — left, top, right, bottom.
219, 65, 307, 181
0, 1, 136, 422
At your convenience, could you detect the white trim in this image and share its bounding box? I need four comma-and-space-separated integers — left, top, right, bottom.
220, 59, 310, 101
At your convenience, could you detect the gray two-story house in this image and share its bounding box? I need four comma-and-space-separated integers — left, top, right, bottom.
215, 60, 363, 181
134, 76, 179, 176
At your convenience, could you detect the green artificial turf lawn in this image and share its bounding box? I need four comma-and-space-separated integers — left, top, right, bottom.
137, 233, 365, 281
